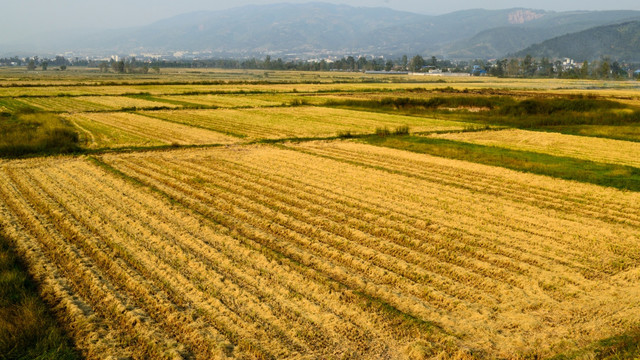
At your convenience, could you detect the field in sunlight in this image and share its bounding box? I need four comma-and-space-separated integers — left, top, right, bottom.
1, 68, 639, 359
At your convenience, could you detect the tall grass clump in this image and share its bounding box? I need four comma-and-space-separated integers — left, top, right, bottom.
325, 96, 506, 111
498, 98, 625, 116
288, 98, 309, 106
0, 108, 80, 157
491, 98, 640, 128
373, 126, 409, 137
337, 130, 355, 138
375, 127, 391, 136
393, 125, 410, 135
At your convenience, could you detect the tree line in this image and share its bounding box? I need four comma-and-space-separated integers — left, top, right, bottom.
479, 55, 634, 79
0, 56, 70, 71
3, 54, 638, 79
133, 55, 465, 73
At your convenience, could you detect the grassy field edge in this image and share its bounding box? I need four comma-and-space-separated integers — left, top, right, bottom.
360, 135, 640, 192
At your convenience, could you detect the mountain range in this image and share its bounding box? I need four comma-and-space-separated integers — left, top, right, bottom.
3, 3, 640, 61
514, 20, 640, 61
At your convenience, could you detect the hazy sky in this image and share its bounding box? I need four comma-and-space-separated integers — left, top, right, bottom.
4, 0, 640, 42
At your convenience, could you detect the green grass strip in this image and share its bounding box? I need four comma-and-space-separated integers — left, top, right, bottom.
361, 135, 640, 192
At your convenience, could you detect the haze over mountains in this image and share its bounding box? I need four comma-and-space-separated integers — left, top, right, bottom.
3, 2, 640, 61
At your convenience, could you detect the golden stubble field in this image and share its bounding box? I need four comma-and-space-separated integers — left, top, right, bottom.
1, 143, 640, 359
1, 69, 640, 359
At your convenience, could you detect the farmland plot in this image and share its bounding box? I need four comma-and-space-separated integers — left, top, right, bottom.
0, 98, 30, 112
1, 143, 639, 359
432, 129, 640, 168
0, 86, 145, 97
63, 112, 238, 148
67, 114, 165, 148
14, 97, 114, 112
79, 96, 181, 109
144, 106, 469, 139
161, 93, 369, 108
15, 96, 181, 112
162, 94, 282, 108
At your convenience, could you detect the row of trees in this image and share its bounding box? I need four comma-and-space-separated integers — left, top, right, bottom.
97, 58, 160, 74
20, 56, 71, 71
146, 55, 465, 73
102, 55, 637, 78
480, 55, 632, 79
4, 54, 638, 79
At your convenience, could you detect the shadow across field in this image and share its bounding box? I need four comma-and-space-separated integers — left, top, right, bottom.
0, 231, 79, 360
552, 327, 640, 360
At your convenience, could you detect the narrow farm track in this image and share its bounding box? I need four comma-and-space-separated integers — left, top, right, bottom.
1, 142, 639, 358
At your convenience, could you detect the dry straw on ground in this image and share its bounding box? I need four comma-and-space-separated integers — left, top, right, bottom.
1, 143, 639, 359
62, 112, 238, 148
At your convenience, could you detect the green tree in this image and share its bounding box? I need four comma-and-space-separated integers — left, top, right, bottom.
263, 55, 271, 70
41, 61, 48, 71
490, 59, 507, 77
274, 58, 284, 70
521, 55, 536, 77
356, 56, 368, 71
346, 56, 355, 71
401, 55, 408, 70
539, 57, 553, 77
26, 60, 36, 71
580, 61, 590, 78
507, 58, 520, 77
371, 58, 384, 71
554, 60, 563, 78
599, 60, 611, 79
384, 60, 393, 71
611, 61, 625, 78
112, 60, 125, 73
409, 55, 425, 72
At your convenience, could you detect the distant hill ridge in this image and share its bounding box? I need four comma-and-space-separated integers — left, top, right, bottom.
444, 10, 640, 59
513, 20, 640, 61
4, 3, 640, 60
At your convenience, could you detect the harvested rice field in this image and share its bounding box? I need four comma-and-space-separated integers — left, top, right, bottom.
62, 112, 239, 148
142, 106, 470, 139
1, 143, 639, 359
1, 69, 640, 359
